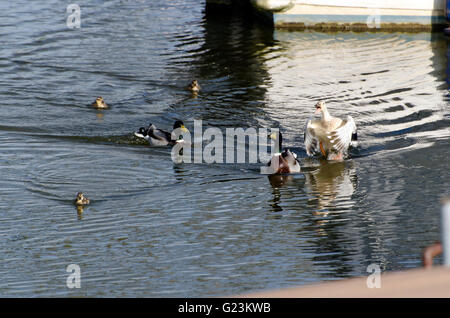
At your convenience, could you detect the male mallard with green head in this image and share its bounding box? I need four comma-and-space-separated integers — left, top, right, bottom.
266, 132, 301, 174
134, 120, 188, 146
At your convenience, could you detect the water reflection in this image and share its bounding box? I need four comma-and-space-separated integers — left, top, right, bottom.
95, 112, 105, 121
267, 174, 294, 189
266, 159, 357, 215
268, 186, 283, 212
76, 205, 85, 220
188, 6, 278, 127
190, 91, 199, 99
446, 36, 450, 87
172, 164, 188, 182
0, 0, 448, 297
265, 158, 361, 277
304, 159, 357, 213
267, 174, 296, 212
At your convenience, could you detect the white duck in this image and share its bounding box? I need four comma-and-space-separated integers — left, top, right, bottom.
304, 101, 357, 160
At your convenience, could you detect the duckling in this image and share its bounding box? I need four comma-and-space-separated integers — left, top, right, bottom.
92, 97, 108, 109
134, 120, 188, 146
265, 132, 301, 174
187, 80, 201, 93
304, 101, 357, 160
74, 192, 90, 206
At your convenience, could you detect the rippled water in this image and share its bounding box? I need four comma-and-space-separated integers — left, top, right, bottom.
0, 1, 449, 297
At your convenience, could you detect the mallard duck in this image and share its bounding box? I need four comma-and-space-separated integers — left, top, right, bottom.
92, 97, 108, 109
74, 192, 90, 206
304, 101, 357, 161
134, 120, 188, 146
187, 80, 200, 93
265, 132, 301, 174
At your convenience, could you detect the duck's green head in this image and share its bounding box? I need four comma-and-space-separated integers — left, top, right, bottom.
268, 132, 277, 140
173, 120, 189, 141
173, 120, 188, 133
268, 131, 283, 153
134, 127, 148, 139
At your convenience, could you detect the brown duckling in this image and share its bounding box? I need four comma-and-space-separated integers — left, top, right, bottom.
92, 97, 108, 109
74, 192, 90, 206
187, 80, 201, 93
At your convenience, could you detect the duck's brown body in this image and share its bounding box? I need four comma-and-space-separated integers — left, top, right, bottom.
265, 132, 301, 174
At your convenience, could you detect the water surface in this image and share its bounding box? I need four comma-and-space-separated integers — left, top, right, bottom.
0, 1, 449, 297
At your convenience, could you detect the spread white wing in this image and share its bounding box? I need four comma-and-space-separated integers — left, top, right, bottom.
327, 116, 357, 153
304, 119, 319, 156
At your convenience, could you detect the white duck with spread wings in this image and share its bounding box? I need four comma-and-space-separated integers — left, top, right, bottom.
304, 101, 357, 160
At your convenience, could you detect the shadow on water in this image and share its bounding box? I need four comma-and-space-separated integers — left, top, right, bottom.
176, 5, 280, 127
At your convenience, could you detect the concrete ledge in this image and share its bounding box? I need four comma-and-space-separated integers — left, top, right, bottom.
238, 267, 450, 298
274, 22, 443, 32
272, 3, 448, 31
205, 1, 449, 31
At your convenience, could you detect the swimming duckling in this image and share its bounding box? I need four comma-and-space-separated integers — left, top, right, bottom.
187, 80, 201, 93
92, 97, 108, 109
265, 132, 301, 174
134, 120, 188, 146
304, 101, 357, 161
74, 192, 90, 206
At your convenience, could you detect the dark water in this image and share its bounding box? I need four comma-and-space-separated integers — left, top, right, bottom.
0, 0, 449, 297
